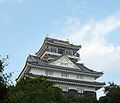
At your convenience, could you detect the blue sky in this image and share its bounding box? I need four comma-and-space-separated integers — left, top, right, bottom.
0, 0, 120, 98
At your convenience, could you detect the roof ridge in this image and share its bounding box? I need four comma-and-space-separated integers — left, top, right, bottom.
45, 37, 69, 43
76, 63, 103, 74
29, 54, 40, 58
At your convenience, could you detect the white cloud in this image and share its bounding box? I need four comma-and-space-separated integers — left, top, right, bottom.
65, 16, 80, 26
51, 12, 120, 98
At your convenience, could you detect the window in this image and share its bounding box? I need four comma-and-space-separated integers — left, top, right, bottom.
76, 74, 84, 79
51, 46, 57, 53
65, 49, 69, 55
58, 48, 65, 54
61, 72, 69, 77
56, 48, 58, 53
73, 50, 76, 55
77, 88, 83, 93
45, 70, 53, 76
63, 87, 68, 91
69, 50, 73, 55
48, 46, 52, 52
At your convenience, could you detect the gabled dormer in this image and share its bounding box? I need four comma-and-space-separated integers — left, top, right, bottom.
49, 55, 79, 69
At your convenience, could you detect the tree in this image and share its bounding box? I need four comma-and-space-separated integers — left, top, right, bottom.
98, 82, 120, 103
8, 75, 98, 103
0, 55, 12, 103
61, 91, 97, 103
8, 76, 64, 103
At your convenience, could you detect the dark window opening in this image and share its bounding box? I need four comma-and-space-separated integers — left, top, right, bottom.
58, 48, 65, 54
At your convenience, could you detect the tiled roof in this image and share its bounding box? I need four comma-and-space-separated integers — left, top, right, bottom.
45, 37, 81, 48
27, 55, 103, 75
45, 37, 70, 44
35, 37, 81, 56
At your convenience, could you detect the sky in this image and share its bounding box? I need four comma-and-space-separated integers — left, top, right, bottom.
0, 0, 120, 98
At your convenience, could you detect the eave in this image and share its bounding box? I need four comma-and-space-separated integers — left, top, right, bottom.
25, 73, 105, 90
16, 63, 30, 82
27, 63, 103, 78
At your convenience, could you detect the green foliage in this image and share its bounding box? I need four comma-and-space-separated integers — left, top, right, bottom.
8, 76, 64, 103
0, 55, 96, 103
1, 56, 120, 103
98, 82, 120, 103
63, 92, 96, 103
1, 54, 119, 103
8, 76, 96, 103
0, 55, 12, 103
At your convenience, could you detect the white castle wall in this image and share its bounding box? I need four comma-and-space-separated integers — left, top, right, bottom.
55, 83, 95, 93
29, 68, 95, 82
29, 68, 45, 75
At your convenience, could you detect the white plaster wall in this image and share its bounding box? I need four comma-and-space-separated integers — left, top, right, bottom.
29, 68, 96, 92
53, 70, 95, 82
83, 75, 95, 81
29, 68, 95, 82
29, 68, 45, 75
55, 83, 95, 93
53, 71, 61, 77
68, 73, 95, 81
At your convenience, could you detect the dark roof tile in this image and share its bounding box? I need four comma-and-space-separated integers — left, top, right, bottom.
27, 55, 103, 75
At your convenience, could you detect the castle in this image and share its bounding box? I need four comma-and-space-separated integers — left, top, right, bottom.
16, 36, 105, 98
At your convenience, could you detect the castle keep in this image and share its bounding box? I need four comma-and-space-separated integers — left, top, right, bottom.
17, 36, 105, 97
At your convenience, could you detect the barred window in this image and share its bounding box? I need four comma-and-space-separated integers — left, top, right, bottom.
61, 72, 69, 77
76, 74, 84, 79
45, 70, 53, 76
77, 88, 83, 93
